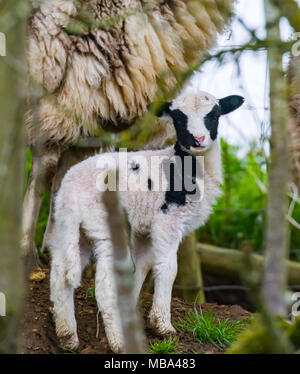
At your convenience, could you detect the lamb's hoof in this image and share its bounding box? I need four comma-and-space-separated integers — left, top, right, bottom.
156, 324, 177, 336
149, 313, 176, 336
58, 333, 80, 352
110, 342, 125, 354
106, 331, 125, 354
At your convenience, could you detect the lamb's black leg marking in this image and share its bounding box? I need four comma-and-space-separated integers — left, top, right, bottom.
148, 178, 153, 191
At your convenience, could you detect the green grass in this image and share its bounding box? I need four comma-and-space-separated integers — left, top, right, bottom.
86, 287, 95, 299
139, 298, 151, 308
149, 337, 181, 354
175, 308, 246, 350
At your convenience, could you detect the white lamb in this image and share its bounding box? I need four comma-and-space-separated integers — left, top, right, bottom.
49, 89, 244, 353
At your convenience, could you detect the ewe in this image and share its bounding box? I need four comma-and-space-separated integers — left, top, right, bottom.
49, 90, 244, 353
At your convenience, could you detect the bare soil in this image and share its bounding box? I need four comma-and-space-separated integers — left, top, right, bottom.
22, 267, 251, 354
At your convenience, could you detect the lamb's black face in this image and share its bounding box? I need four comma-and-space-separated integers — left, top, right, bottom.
156, 92, 245, 154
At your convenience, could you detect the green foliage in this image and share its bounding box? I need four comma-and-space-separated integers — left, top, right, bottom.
149, 337, 181, 354
35, 191, 51, 249
175, 307, 247, 350
196, 139, 300, 259
25, 149, 52, 250
139, 298, 151, 308
227, 315, 300, 354
25, 148, 32, 189
288, 317, 300, 349
227, 316, 278, 354
196, 139, 267, 252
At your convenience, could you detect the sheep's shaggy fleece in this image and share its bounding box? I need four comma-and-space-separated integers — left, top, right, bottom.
28, 0, 234, 145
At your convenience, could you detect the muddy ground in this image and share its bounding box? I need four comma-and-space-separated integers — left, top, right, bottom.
22, 268, 251, 354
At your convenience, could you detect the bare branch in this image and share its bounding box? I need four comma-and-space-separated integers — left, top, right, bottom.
262, 0, 289, 318
103, 185, 147, 354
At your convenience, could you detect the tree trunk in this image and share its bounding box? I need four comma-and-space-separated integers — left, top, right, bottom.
0, 0, 28, 353
175, 233, 205, 303
262, 0, 289, 317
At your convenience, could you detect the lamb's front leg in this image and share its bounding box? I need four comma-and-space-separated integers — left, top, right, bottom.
149, 234, 180, 335
94, 240, 124, 353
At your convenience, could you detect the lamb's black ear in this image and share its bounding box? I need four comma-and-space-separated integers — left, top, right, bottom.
219, 95, 245, 115
150, 102, 172, 117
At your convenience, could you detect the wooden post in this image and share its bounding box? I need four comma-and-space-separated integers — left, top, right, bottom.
0, 0, 28, 353
175, 233, 205, 303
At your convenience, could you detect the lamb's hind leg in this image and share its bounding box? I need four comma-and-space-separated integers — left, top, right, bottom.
50, 219, 81, 350
50, 259, 79, 350
94, 239, 124, 353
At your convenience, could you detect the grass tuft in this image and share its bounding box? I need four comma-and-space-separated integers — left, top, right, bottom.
149, 337, 181, 354
175, 308, 246, 350
86, 287, 95, 299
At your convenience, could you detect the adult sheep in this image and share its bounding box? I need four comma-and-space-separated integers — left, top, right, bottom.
23, 0, 235, 259
49, 89, 244, 353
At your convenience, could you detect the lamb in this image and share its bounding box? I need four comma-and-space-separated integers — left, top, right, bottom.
49, 89, 244, 353
23, 0, 235, 259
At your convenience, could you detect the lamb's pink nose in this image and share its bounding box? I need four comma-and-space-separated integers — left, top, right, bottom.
195, 136, 205, 144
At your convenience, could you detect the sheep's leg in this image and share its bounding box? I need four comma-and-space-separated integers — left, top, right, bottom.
149, 234, 180, 335
22, 146, 60, 264
94, 239, 124, 353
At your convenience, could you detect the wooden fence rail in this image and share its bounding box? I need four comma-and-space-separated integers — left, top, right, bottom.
196, 243, 300, 286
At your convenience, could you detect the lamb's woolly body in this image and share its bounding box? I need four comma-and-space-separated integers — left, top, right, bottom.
48, 88, 247, 353
55, 142, 221, 242
27, 0, 234, 145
